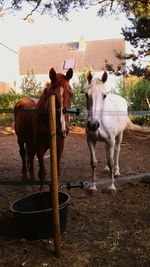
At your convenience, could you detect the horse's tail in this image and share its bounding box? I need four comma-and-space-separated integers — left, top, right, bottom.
125, 118, 150, 139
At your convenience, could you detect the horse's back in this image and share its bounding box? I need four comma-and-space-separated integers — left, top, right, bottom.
14, 98, 37, 111
14, 98, 37, 140
104, 94, 127, 111
102, 94, 128, 134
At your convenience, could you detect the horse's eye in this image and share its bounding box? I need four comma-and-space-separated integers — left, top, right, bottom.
103, 94, 106, 99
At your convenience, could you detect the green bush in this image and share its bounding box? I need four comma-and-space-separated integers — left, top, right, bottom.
70, 70, 87, 127
129, 79, 150, 111
0, 93, 27, 126
129, 114, 150, 126
20, 69, 42, 96
0, 70, 42, 126
117, 77, 150, 126
0, 69, 42, 126
0, 93, 26, 109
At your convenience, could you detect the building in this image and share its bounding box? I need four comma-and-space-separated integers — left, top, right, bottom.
0, 42, 19, 93
19, 37, 125, 91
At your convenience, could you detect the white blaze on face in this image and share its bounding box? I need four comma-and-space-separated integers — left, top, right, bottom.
60, 87, 66, 136
87, 80, 105, 122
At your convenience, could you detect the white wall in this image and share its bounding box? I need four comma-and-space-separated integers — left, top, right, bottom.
0, 43, 20, 92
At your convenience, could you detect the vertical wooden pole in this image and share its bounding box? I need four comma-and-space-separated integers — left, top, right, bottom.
49, 95, 61, 258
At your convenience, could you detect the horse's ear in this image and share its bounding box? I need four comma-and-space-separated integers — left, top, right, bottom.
87, 71, 92, 84
101, 71, 108, 83
49, 68, 56, 82
66, 68, 73, 80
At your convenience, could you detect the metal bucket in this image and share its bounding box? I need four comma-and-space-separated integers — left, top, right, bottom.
10, 191, 70, 240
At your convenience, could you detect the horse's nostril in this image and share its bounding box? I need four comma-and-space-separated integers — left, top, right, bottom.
87, 120, 99, 132
93, 121, 99, 131
96, 122, 100, 129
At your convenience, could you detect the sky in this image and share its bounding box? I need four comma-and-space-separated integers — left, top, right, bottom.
0, 5, 130, 51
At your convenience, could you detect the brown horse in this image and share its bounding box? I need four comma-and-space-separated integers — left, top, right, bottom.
14, 68, 73, 187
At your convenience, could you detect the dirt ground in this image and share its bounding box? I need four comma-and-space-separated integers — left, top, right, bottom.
0, 126, 150, 267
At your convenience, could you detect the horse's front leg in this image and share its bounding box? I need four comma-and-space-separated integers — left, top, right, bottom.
28, 149, 35, 180
114, 133, 123, 177
107, 137, 116, 191
57, 138, 64, 178
104, 142, 110, 173
37, 146, 47, 191
87, 136, 97, 191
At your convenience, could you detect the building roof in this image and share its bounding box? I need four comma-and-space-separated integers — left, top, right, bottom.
19, 38, 125, 75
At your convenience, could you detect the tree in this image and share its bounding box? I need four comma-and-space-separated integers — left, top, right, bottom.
1, 1, 149, 76
0, 1, 149, 20
1, 1, 148, 59
20, 69, 42, 96
118, 1, 150, 76
106, 13, 150, 78
122, 15, 150, 61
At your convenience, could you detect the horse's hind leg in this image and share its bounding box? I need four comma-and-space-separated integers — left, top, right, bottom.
114, 133, 123, 177
18, 139, 28, 179
37, 146, 47, 190
27, 146, 35, 180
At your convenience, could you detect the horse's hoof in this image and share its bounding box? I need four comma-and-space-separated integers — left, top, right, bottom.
103, 165, 110, 174
22, 175, 28, 180
114, 171, 120, 177
29, 177, 35, 181
85, 186, 97, 196
102, 187, 116, 195
40, 185, 44, 191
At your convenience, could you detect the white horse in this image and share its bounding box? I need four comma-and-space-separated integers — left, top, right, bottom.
85, 71, 150, 193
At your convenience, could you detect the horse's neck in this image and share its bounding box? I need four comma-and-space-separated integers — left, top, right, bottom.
36, 92, 49, 111
98, 94, 128, 138
104, 94, 128, 113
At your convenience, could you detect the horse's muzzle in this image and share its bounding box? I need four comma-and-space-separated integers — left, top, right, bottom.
87, 120, 100, 132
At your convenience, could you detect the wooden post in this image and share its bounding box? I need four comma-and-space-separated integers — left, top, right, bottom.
49, 95, 61, 257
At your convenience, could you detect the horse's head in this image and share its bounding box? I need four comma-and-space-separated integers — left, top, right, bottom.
86, 71, 108, 132
49, 67, 73, 138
